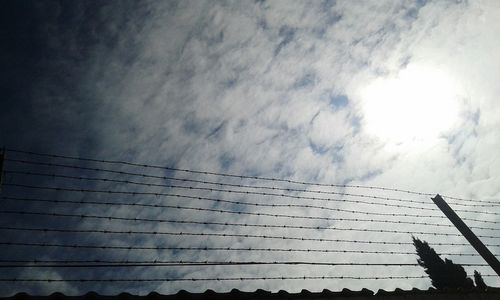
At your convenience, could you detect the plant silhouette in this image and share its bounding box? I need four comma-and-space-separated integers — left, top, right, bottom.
474, 270, 487, 290
413, 236, 477, 289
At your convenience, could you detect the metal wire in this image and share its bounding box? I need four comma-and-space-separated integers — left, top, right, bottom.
0, 274, 497, 283
3, 173, 438, 211
4, 149, 437, 192
2, 191, 446, 221
3, 151, 499, 291
6, 148, 496, 206
0, 198, 457, 228
2, 261, 479, 268
0, 228, 489, 246
6, 190, 493, 226
6, 169, 498, 215
3, 165, 441, 208
0, 259, 485, 266
0, 242, 481, 256
1, 194, 447, 221
0, 211, 488, 238
4, 195, 499, 228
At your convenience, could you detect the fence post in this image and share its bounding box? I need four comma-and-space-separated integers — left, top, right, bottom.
432, 194, 500, 277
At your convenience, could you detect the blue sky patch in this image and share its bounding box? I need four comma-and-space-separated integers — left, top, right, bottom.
329, 94, 349, 109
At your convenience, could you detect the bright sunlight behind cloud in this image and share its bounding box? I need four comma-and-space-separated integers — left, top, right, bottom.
361, 64, 462, 146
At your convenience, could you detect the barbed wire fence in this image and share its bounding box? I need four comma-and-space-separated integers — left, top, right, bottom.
0, 148, 499, 294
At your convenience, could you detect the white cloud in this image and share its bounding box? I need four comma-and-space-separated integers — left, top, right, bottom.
3, 0, 500, 295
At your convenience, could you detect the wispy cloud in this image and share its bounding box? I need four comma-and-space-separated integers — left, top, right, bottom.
1, 0, 500, 296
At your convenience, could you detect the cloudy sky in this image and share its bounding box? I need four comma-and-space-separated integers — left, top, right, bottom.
2, 0, 500, 296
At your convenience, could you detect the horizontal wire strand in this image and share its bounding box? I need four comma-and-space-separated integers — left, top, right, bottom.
6, 170, 498, 215
2, 148, 498, 289
3, 169, 438, 210
1, 182, 446, 220
6, 148, 496, 206
1, 274, 497, 283
0, 228, 491, 246
0, 195, 445, 221
4, 195, 499, 228
4, 190, 492, 225
4, 163, 447, 208
0, 242, 481, 256
0, 260, 484, 266
0, 197, 459, 228
5, 149, 437, 194
0, 211, 491, 238
3, 261, 485, 268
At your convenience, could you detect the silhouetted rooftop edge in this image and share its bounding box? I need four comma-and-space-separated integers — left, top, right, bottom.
3, 287, 500, 300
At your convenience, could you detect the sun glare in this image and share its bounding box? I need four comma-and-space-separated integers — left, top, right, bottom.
361, 64, 461, 146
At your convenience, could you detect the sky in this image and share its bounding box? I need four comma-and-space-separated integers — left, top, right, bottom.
2, 0, 500, 296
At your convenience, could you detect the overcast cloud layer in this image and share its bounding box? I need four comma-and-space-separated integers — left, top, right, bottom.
2, 0, 500, 296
